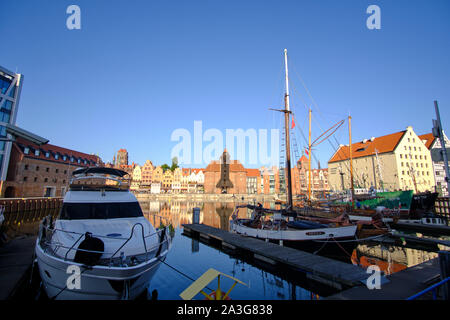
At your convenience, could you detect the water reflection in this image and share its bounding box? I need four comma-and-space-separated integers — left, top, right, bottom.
2, 198, 448, 300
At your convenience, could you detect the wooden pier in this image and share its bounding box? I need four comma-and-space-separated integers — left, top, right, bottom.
182, 223, 376, 290
326, 257, 442, 300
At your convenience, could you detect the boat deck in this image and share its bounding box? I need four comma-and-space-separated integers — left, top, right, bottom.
182, 223, 376, 289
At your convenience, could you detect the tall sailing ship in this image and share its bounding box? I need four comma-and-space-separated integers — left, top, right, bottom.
230, 49, 359, 256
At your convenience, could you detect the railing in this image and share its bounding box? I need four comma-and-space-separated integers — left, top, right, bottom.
406, 277, 450, 300
38, 215, 173, 267
0, 197, 63, 214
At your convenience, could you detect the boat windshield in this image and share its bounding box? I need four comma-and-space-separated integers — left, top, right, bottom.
59, 202, 144, 220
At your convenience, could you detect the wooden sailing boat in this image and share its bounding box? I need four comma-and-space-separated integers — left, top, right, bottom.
230, 49, 358, 256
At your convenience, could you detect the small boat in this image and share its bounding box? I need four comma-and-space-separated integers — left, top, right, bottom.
35, 167, 173, 300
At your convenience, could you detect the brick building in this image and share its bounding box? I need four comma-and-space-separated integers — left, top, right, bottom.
2, 137, 102, 197
246, 169, 261, 194
204, 151, 247, 194
291, 155, 329, 196
115, 149, 128, 166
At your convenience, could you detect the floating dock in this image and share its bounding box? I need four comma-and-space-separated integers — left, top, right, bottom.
326, 258, 442, 300
182, 223, 374, 290
0, 236, 36, 300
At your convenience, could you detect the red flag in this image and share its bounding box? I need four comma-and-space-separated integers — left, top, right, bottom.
291, 118, 295, 129
305, 148, 309, 155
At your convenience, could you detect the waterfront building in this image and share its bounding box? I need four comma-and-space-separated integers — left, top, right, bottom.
260, 166, 280, 195
204, 150, 247, 194
181, 168, 190, 193
152, 166, 163, 183
246, 169, 260, 194
0, 66, 24, 195
291, 156, 329, 197
328, 126, 436, 193
131, 164, 141, 190
151, 182, 161, 194
172, 167, 182, 193
3, 136, 101, 197
162, 169, 173, 192
115, 149, 128, 166
419, 132, 450, 196
141, 160, 154, 188
190, 169, 204, 193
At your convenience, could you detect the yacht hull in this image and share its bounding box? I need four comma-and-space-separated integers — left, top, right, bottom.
35, 239, 167, 300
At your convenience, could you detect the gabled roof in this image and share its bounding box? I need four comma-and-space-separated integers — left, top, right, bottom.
246, 169, 260, 177
328, 131, 406, 163
418, 133, 435, 150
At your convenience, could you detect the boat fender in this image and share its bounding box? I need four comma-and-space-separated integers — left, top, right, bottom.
74, 232, 104, 266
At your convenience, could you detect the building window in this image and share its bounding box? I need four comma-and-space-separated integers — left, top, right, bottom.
55, 154, 59, 160
35, 150, 40, 156
56, 169, 59, 173
77, 159, 81, 164
23, 177, 27, 182
401, 162, 404, 167
46, 167, 49, 172
24, 164, 28, 170
45, 152, 50, 158
34, 177, 37, 182
71, 157, 74, 162
63, 155, 67, 161
400, 154, 402, 159
408, 138, 410, 142
24, 147, 29, 154
36, 166, 39, 171
64, 170, 67, 174
44, 178, 48, 182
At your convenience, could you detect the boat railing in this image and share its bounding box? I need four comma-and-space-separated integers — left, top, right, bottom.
38, 216, 172, 267
406, 277, 450, 300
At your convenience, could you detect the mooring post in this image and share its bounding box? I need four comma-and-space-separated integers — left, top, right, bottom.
193, 207, 200, 224
439, 250, 450, 300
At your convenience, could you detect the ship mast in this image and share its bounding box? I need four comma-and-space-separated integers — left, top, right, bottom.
283, 49, 293, 208
348, 115, 354, 208
308, 108, 312, 202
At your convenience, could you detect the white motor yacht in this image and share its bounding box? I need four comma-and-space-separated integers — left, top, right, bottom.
35, 167, 172, 300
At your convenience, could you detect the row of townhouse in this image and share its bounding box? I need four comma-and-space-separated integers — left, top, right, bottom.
129, 161, 205, 193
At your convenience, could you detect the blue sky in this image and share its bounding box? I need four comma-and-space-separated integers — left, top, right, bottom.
1, 0, 449, 169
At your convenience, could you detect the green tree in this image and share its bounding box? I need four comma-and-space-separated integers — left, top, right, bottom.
170, 157, 179, 171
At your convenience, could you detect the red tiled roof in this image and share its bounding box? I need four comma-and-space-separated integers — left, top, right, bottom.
329, 131, 405, 163
418, 133, 435, 150
246, 169, 260, 177
15, 137, 100, 166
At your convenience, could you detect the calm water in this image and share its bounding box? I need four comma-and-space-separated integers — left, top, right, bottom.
1, 199, 448, 300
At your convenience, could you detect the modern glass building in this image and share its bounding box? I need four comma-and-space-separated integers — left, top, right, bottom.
0, 66, 23, 186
